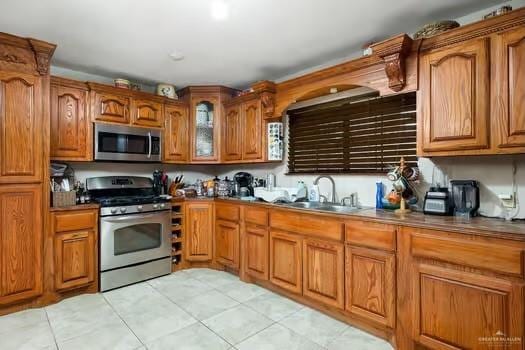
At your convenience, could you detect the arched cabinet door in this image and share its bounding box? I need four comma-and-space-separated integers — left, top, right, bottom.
0, 72, 42, 183
242, 99, 263, 161
419, 38, 490, 155
222, 104, 242, 161
493, 27, 525, 148
132, 99, 163, 128
91, 91, 130, 124
164, 104, 189, 162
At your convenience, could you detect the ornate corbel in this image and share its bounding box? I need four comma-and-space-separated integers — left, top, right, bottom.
251, 80, 277, 118
28, 38, 56, 75
371, 34, 413, 92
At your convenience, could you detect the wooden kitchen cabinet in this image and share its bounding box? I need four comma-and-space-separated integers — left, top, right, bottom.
269, 230, 302, 294
222, 104, 242, 161
51, 209, 98, 291
185, 202, 214, 261
215, 219, 240, 269
90, 90, 131, 124
0, 184, 43, 305
397, 227, 525, 349
493, 26, 525, 149
50, 77, 91, 161
241, 98, 263, 160
131, 98, 164, 128
164, 103, 189, 162
244, 224, 269, 280
419, 38, 490, 155
0, 72, 43, 183
303, 238, 344, 309
345, 245, 395, 328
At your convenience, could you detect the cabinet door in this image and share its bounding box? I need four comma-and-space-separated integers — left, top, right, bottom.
269, 230, 302, 294
244, 224, 269, 280
132, 99, 163, 128
414, 264, 524, 350
0, 184, 42, 305
345, 245, 395, 328
54, 230, 95, 291
164, 104, 189, 162
92, 91, 130, 124
0, 72, 42, 183
419, 38, 490, 154
222, 104, 242, 161
191, 96, 219, 162
493, 27, 525, 148
50, 84, 90, 161
215, 219, 240, 268
242, 99, 263, 160
303, 239, 344, 309
185, 203, 213, 261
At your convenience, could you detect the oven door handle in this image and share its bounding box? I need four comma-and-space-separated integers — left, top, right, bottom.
102, 212, 165, 222
147, 131, 152, 159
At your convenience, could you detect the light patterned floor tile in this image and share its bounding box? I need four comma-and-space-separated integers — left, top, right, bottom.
326, 326, 393, 350
178, 289, 240, 320
236, 323, 323, 350
146, 322, 230, 350
243, 292, 303, 321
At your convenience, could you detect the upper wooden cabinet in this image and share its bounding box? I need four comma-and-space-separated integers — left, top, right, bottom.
493, 26, 525, 149
50, 77, 91, 161
0, 72, 43, 183
222, 104, 242, 161
91, 90, 131, 124
419, 38, 490, 154
164, 103, 189, 163
241, 98, 263, 160
131, 98, 164, 128
185, 202, 214, 262
0, 184, 43, 305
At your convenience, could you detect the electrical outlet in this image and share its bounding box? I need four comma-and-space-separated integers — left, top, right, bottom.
498, 193, 516, 209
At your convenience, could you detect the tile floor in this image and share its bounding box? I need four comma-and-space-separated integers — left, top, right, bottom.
0, 268, 393, 350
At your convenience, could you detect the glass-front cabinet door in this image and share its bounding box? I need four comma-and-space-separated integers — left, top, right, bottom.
191, 96, 219, 161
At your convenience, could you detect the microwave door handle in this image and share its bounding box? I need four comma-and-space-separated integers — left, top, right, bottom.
147, 132, 152, 158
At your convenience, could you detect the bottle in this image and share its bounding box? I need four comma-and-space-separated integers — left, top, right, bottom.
309, 184, 320, 202
376, 181, 384, 209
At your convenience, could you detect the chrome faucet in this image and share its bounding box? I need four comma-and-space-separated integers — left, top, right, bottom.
313, 175, 336, 203
341, 192, 358, 207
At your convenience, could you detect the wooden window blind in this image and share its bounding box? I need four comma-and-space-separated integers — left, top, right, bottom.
287, 92, 417, 174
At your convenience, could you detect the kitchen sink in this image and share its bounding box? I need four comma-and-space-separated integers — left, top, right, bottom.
279, 202, 325, 209
277, 201, 363, 213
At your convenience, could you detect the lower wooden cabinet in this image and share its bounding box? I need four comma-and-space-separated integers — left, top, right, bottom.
303, 239, 344, 309
185, 202, 214, 261
51, 208, 98, 292
345, 245, 395, 328
215, 219, 239, 269
0, 184, 43, 305
244, 224, 269, 280
269, 230, 302, 294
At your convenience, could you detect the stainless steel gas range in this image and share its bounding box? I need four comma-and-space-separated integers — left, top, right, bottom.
87, 176, 171, 291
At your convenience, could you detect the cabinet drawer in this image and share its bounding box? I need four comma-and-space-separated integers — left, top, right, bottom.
345, 220, 396, 251
216, 203, 240, 221
244, 206, 268, 227
54, 211, 97, 233
270, 210, 343, 241
410, 230, 524, 278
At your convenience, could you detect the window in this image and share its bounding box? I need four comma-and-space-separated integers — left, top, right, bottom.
287, 92, 417, 174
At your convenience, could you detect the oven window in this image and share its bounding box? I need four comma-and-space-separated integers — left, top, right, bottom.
98, 132, 149, 154
114, 223, 162, 255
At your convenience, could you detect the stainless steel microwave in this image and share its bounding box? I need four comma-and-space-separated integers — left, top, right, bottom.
94, 123, 161, 162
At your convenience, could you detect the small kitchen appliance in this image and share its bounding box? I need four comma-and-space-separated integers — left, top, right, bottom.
423, 187, 454, 216
451, 180, 480, 219
233, 172, 254, 197
87, 176, 171, 291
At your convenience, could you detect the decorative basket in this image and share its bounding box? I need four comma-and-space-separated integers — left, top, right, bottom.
414, 20, 460, 39
52, 191, 76, 207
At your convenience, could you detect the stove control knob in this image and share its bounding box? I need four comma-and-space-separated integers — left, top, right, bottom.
120, 207, 127, 213
160, 203, 166, 209
153, 204, 159, 209
137, 205, 143, 211
110, 208, 118, 214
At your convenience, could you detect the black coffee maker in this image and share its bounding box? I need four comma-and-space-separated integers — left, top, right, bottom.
233, 172, 254, 197
451, 180, 480, 218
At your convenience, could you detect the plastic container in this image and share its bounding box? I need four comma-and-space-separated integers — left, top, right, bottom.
376, 181, 384, 209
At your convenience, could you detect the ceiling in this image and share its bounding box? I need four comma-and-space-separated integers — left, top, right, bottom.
0, 0, 505, 88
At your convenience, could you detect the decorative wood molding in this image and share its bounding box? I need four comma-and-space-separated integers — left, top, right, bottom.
28, 38, 56, 75
252, 80, 276, 118
0, 53, 26, 65
371, 34, 413, 92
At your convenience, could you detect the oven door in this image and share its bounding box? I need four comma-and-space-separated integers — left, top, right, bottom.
94, 123, 161, 162
100, 210, 171, 271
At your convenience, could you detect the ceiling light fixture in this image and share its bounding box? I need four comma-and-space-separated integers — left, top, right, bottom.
210, 0, 229, 21
169, 50, 185, 61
